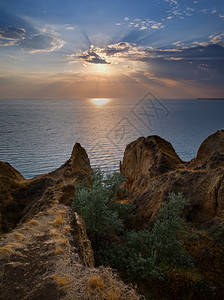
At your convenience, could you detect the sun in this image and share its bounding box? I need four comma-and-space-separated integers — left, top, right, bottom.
93, 64, 110, 74
91, 98, 110, 106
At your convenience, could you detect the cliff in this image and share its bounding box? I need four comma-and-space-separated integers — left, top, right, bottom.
1, 130, 224, 299
0, 204, 140, 300
0, 143, 92, 234
120, 130, 224, 229
0, 143, 141, 300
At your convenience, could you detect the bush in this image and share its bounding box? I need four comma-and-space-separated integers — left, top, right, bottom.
97, 192, 197, 280
72, 171, 197, 282
71, 168, 134, 245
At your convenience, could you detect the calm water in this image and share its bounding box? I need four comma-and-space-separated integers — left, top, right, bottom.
0, 98, 224, 178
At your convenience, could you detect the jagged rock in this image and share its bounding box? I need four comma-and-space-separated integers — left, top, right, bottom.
189, 129, 224, 170
0, 161, 24, 181
0, 143, 92, 234
121, 131, 224, 228
0, 204, 141, 300
120, 135, 183, 193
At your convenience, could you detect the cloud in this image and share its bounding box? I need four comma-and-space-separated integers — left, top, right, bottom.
69, 46, 110, 64
0, 25, 26, 40
19, 34, 63, 53
0, 26, 26, 46
116, 17, 165, 31
65, 26, 75, 30
71, 34, 224, 86
0, 25, 63, 52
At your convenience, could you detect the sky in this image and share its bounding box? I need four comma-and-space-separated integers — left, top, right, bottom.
0, 0, 224, 99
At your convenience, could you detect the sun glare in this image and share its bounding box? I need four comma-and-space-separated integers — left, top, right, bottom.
91, 64, 110, 74
91, 98, 110, 106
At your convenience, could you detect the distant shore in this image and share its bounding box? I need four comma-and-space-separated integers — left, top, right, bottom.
196, 97, 224, 100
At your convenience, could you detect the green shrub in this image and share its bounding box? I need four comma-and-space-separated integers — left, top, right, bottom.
72, 171, 197, 282
97, 192, 197, 280
71, 168, 134, 245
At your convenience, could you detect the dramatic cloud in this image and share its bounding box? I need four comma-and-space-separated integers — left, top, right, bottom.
0, 25, 63, 52
70, 35, 224, 86
69, 46, 110, 64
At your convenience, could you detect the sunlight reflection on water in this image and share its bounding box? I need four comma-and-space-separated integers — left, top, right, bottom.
0, 98, 224, 178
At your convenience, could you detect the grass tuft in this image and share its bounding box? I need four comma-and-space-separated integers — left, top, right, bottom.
14, 232, 25, 242
0, 245, 15, 258
28, 219, 40, 227
87, 275, 105, 297
55, 246, 64, 254
49, 217, 64, 227
51, 274, 72, 290
58, 209, 67, 217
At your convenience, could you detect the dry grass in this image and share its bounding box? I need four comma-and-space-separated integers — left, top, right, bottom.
64, 225, 71, 231
49, 217, 64, 227
0, 245, 15, 258
55, 263, 142, 300
58, 238, 69, 246
55, 246, 64, 254
14, 232, 25, 242
44, 238, 69, 247
28, 219, 40, 227
87, 275, 105, 298
0, 242, 23, 259
58, 209, 67, 217
7, 242, 23, 248
6, 261, 24, 267
49, 228, 59, 236
51, 274, 72, 290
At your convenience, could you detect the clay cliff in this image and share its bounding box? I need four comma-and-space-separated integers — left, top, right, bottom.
0, 143, 141, 300
1, 130, 224, 299
0, 143, 92, 234
0, 204, 140, 300
120, 130, 224, 229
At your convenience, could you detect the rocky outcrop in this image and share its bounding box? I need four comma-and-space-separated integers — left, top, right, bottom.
121, 131, 224, 228
0, 143, 92, 234
189, 129, 224, 170
0, 143, 142, 300
120, 135, 183, 192
0, 204, 140, 300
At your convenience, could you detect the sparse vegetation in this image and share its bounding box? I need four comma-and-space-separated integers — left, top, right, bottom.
71, 169, 207, 298
97, 192, 197, 280
0, 242, 23, 258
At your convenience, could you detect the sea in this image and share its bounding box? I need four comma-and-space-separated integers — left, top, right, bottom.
0, 97, 224, 179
